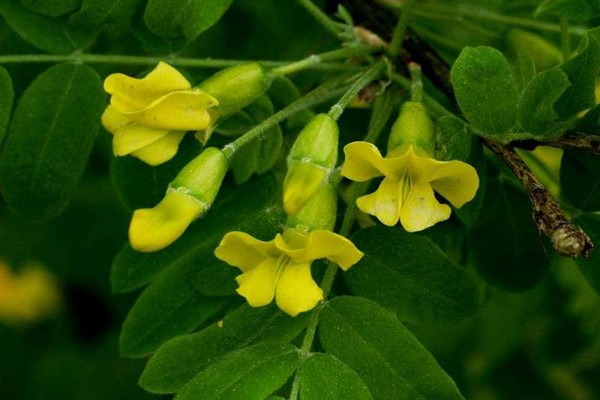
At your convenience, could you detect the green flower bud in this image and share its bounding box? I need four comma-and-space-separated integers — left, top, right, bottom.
283, 114, 339, 214
286, 183, 337, 231
199, 63, 273, 117
388, 101, 435, 156
505, 29, 562, 71
170, 147, 228, 204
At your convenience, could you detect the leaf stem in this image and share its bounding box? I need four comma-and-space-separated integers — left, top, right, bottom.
388, 0, 414, 56
288, 90, 394, 400
271, 46, 380, 76
293, 0, 342, 37
221, 74, 357, 160
328, 60, 386, 120
0, 53, 357, 72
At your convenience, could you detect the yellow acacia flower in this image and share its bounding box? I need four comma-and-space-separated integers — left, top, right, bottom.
0, 262, 62, 326
342, 142, 479, 231
102, 62, 218, 166
214, 229, 363, 317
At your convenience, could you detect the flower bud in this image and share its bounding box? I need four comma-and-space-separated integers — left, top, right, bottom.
283, 114, 338, 215
129, 147, 227, 252
505, 29, 562, 71
199, 63, 273, 117
388, 101, 435, 156
286, 184, 337, 231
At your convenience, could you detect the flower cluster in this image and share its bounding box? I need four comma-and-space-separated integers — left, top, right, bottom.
100, 62, 480, 317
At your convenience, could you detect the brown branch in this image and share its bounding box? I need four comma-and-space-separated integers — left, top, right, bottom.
484, 139, 594, 258
339, 0, 595, 258
543, 132, 600, 155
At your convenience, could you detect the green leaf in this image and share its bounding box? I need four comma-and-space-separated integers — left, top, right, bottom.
319, 296, 464, 400
140, 304, 310, 393
299, 353, 373, 400
119, 261, 229, 358
518, 68, 572, 139
574, 214, 600, 294
536, 0, 600, 21
346, 226, 480, 324
451, 46, 519, 136
471, 177, 549, 291
0, 0, 94, 53
175, 342, 300, 400
0, 63, 104, 221
556, 29, 600, 118
70, 0, 143, 28
561, 149, 600, 212
111, 174, 283, 293
20, 0, 81, 17
144, 0, 234, 42
110, 135, 203, 211
0, 67, 14, 147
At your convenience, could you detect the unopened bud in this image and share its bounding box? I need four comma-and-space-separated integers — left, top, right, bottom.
388, 101, 435, 156
506, 29, 562, 71
199, 63, 273, 117
286, 184, 337, 231
283, 114, 338, 214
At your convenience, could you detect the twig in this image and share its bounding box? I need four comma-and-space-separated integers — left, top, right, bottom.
340, 0, 595, 258
543, 132, 600, 155
484, 139, 594, 258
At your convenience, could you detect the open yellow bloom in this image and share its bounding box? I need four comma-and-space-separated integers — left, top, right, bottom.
215, 229, 363, 316
342, 142, 479, 231
102, 62, 218, 166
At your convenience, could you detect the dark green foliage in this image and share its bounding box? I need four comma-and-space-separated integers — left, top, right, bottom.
143, 0, 234, 42
299, 353, 373, 400
347, 227, 481, 323
536, 0, 600, 21
0, 63, 104, 221
451, 46, 519, 137
175, 342, 301, 400
0, 67, 14, 147
561, 149, 600, 212
471, 178, 550, 291
140, 304, 310, 393
0, 0, 94, 53
575, 214, 600, 294
319, 297, 465, 400
20, 0, 81, 17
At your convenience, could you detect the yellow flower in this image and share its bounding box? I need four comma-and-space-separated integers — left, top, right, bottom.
214, 229, 363, 316
0, 262, 62, 326
342, 142, 479, 231
102, 62, 218, 166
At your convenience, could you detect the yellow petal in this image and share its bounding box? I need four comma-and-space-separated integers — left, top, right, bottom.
111, 122, 171, 156
130, 131, 186, 166
214, 231, 277, 272
283, 162, 328, 215
400, 182, 451, 232
341, 142, 386, 181
105, 62, 191, 113
429, 160, 479, 208
101, 105, 130, 134
126, 90, 218, 131
356, 177, 402, 226
128, 190, 204, 252
275, 262, 323, 317
278, 230, 363, 270
236, 257, 280, 308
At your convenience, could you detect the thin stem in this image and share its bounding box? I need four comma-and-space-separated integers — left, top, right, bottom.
222, 74, 357, 160
0, 53, 359, 72
389, 72, 453, 118
271, 46, 380, 76
288, 91, 391, 400
561, 18, 571, 60
413, 3, 587, 36
539, 132, 600, 155
293, 0, 342, 37
328, 60, 386, 120
389, 0, 414, 56
409, 63, 423, 103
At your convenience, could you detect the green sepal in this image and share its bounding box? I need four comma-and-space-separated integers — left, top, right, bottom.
286, 183, 337, 231
169, 147, 227, 205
